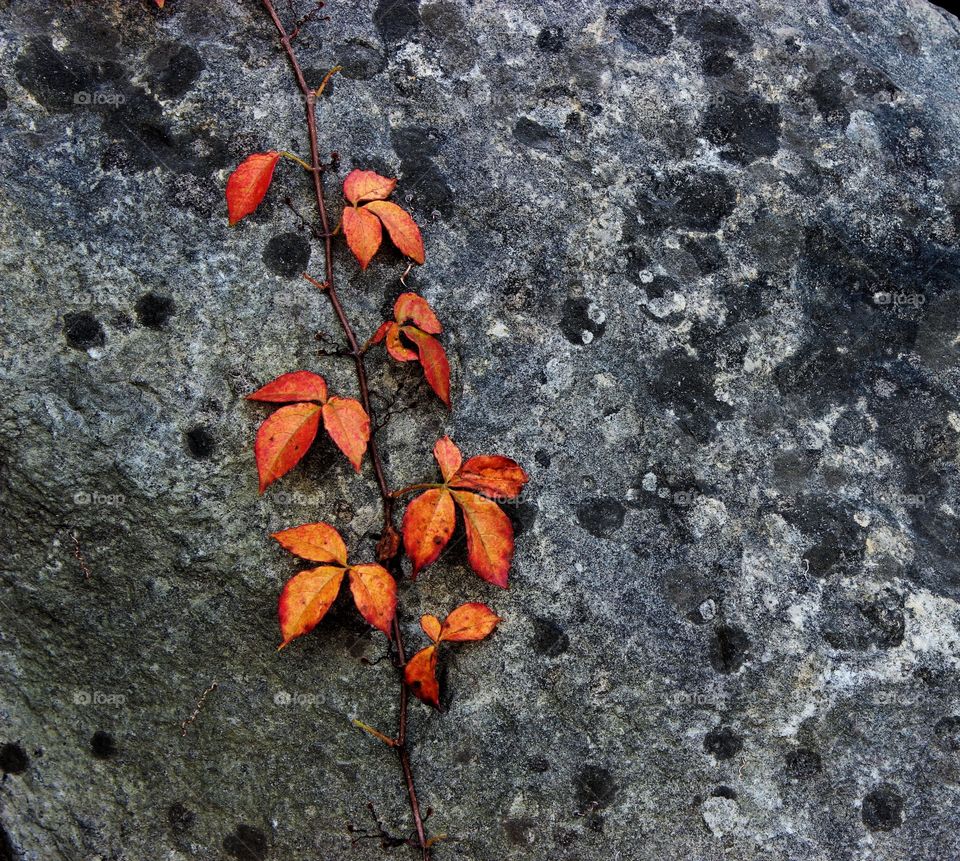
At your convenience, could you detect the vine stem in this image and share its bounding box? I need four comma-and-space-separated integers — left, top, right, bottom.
259, 3, 430, 858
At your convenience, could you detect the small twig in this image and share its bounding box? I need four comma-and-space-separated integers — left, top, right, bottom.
314, 65, 342, 98
399, 262, 414, 288
353, 719, 398, 747
180, 681, 218, 737
71, 529, 92, 580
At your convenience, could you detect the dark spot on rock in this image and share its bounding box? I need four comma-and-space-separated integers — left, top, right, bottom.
829, 0, 850, 14
710, 624, 749, 673
831, 409, 868, 446
337, 39, 386, 80
0, 743, 28, 775
712, 785, 737, 799
934, 716, 960, 751
681, 235, 724, 274
168, 802, 195, 831
505, 500, 538, 537
676, 8, 752, 74
574, 764, 618, 812
135, 292, 175, 329
873, 104, 932, 172
390, 127, 454, 218
618, 6, 673, 56
559, 297, 605, 345
223, 824, 268, 861
15, 37, 95, 113
0, 87, 7, 112
862, 784, 904, 831
90, 730, 117, 759
531, 617, 569, 657
185, 426, 215, 460
673, 170, 736, 230
576, 497, 625, 538
263, 232, 311, 278
704, 726, 742, 760
514, 117, 560, 153
536, 26, 567, 53
503, 817, 536, 846
822, 590, 904, 650
808, 69, 851, 128
785, 747, 822, 779
0, 824, 13, 861
528, 755, 550, 773
148, 45, 204, 99
647, 347, 733, 442
704, 93, 781, 165
535, 450, 551, 468
64, 312, 105, 350
374, 0, 421, 46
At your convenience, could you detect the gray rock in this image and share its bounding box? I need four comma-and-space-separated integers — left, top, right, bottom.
1, 0, 960, 859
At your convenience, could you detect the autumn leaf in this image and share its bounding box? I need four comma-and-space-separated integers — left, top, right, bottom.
403, 327, 451, 407
364, 201, 425, 265
450, 455, 528, 500
322, 396, 370, 472
402, 488, 455, 577
420, 614, 443, 642
349, 564, 397, 636
404, 645, 439, 707
433, 436, 462, 483
343, 169, 397, 205
254, 402, 322, 492
452, 491, 514, 588
248, 370, 327, 404
278, 565, 345, 648
395, 293, 441, 334
154, 0, 165, 7
440, 603, 501, 642
386, 324, 419, 362
272, 522, 347, 565
342, 205, 383, 270
227, 151, 281, 226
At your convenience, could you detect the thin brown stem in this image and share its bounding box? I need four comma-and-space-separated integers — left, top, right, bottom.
259, 3, 429, 859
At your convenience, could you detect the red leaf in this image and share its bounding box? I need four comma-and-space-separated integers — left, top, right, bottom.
248, 370, 327, 404
403, 327, 451, 407
451, 490, 515, 588
278, 565, 345, 648
272, 522, 347, 565
394, 293, 441, 334
433, 436, 462, 482
404, 644, 439, 707
254, 402, 322, 492
322, 396, 370, 472
226, 151, 281, 226
154, 0, 165, 7
386, 323, 419, 362
420, 614, 442, 642
451, 455, 529, 501
349, 564, 397, 636
370, 321, 392, 345
343, 205, 383, 270
343, 169, 397, 206
440, 603, 502, 642
363, 200, 425, 264
402, 488, 455, 577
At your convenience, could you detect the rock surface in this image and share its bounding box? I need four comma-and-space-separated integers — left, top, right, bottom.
2, 0, 960, 859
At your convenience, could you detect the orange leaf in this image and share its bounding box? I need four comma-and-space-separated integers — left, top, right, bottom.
155, 0, 165, 7
420, 614, 442, 642
386, 323, 419, 362
363, 200, 425, 264
226, 151, 280, 226
255, 402, 322, 493
248, 370, 327, 404
402, 487, 455, 577
451, 490, 515, 588
342, 205, 383, 270
278, 565, 345, 647
433, 436, 462, 482
322, 396, 370, 472
272, 522, 347, 565
451, 456, 529, 501
394, 293, 441, 334
370, 321, 391, 345
349, 564, 397, 636
343, 169, 397, 206
404, 644, 439, 707
403, 327, 451, 407
440, 602, 502, 642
